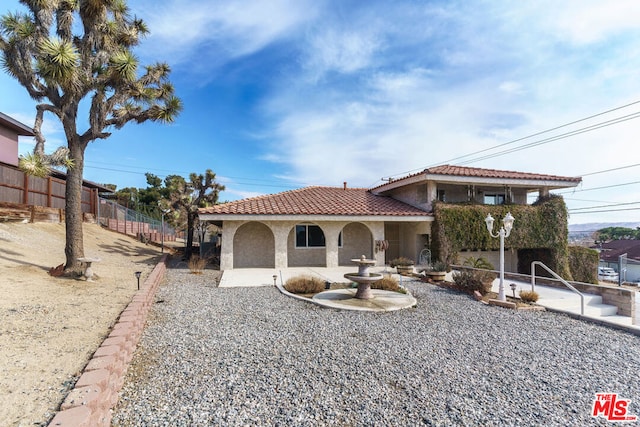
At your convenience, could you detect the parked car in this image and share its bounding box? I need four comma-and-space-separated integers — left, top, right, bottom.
598, 267, 619, 282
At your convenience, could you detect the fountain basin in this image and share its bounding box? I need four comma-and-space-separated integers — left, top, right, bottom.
344, 272, 383, 299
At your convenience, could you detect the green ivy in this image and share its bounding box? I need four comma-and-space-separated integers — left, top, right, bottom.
432, 196, 572, 278
568, 246, 599, 284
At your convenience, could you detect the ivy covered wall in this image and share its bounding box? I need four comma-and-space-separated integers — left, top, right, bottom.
431, 195, 572, 278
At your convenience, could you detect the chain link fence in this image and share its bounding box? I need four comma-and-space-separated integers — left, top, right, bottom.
96, 197, 177, 244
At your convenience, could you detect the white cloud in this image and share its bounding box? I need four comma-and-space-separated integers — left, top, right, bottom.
303, 28, 383, 80
255, 0, 640, 226
543, 0, 640, 45
136, 0, 319, 69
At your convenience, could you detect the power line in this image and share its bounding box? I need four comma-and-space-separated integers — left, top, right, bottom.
569, 201, 640, 212
456, 111, 640, 166
558, 180, 640, 194
380, 99, 640, 180
580, 163, 640, 177
569, 207, 640, 214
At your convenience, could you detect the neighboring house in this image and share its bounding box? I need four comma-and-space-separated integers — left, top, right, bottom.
0, 111, 34, 166
596, 239, 640, 283
199, 165, 582, 271
0, 112, 111, 219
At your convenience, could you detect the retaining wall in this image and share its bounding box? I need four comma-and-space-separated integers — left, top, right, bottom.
47, 254, 168, 426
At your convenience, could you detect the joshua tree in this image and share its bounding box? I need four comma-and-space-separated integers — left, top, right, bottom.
165, 170, 225, 260
0, 1, 182, 274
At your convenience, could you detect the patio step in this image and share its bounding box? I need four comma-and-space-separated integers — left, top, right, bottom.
537, 294, 618, 317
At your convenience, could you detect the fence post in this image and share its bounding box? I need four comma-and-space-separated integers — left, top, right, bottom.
47, 177, 52, 207
23, 173, 29, 204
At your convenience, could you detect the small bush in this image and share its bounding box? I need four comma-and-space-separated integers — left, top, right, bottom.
430, 260, 449, 272
371, 276, 405, 293
390, 257, 414, 267
188, 255, 206, 274
452, 270, 493, 294
284, 275, 325, 294
462, 256, 494, 270
519, 290, 539, 303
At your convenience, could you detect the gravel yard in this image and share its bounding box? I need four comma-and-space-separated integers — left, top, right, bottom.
112, 266, 640, 426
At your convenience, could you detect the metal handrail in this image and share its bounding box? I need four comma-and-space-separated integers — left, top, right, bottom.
531, 261, 584, 315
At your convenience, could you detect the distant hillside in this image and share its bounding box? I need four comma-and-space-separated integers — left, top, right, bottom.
569, 222, 640, 233
568, 222, 640, 245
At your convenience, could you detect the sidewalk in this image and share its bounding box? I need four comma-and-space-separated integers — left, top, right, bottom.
488, 276, 640, 334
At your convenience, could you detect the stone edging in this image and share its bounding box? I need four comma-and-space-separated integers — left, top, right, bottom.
48, 254, 168, 426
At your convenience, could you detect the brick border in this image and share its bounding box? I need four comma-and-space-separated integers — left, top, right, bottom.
48, 254, 168, 426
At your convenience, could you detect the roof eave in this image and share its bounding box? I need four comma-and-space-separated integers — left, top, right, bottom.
198, 213, 434, 222
372, 173, 581, 193
0, 112, 35, 136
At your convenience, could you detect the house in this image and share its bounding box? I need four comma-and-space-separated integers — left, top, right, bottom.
0, 112, 111, 220
0, 111, 34, 166
595, 239, 640, 283
199, 165, 582, 272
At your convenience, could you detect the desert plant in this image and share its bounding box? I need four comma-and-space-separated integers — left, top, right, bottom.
462, 256, 494, 270
519, 290, 539, 303
390, 257, 414, 267
284, 275, 326, 294
188, 255, 206, 274
452, 270, 493, 294
430, 260, 449, 272
370, 276, 406, 293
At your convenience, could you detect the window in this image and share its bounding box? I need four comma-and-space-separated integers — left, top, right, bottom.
295, 225, 342, 248
437, 189, 446, 202
417, 184, 428, 203
296, 225, 325, 247
484, 194, 505, 205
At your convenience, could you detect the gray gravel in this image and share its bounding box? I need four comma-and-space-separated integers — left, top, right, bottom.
112, 266, 640, 426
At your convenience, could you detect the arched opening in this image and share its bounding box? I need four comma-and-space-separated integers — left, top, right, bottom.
233, 222, 275, 268
339, 222, 373, 265
287, 223, 326, 267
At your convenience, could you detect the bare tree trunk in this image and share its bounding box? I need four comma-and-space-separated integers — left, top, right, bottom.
184, 211, 196, 260
64, 139, 85, 274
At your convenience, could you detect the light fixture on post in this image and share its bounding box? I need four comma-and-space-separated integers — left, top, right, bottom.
485, 212, 515, 302
135, 271, 142, 290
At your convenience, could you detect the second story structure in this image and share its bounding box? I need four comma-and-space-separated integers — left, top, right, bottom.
199, 165, 582, 274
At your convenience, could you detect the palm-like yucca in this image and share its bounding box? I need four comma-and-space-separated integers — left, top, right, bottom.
0, 1, 183, 273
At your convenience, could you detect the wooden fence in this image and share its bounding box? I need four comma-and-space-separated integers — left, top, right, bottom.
0, 163, 97, 221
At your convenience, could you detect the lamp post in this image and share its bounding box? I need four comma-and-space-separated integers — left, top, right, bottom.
485, 212, 515, 302
135, 271, 142, 290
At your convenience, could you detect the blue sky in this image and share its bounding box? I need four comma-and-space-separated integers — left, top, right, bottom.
2, 0, 640, 225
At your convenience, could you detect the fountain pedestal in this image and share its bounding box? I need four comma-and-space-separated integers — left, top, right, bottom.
344, 255, 382, 300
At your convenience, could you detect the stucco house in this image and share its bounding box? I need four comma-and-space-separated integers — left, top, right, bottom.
0, 112, 110, 219
199, 165, 582, 272
0, 111, 35, 166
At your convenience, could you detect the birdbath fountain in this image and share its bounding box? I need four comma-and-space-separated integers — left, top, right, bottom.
344, 255, 383, 299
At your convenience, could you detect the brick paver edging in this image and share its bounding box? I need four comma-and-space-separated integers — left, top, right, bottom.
48, 254, 168, 426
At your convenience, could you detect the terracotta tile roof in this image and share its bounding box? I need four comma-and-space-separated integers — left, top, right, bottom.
199, 186, 430, 216
371, 164, 582, 191
425, 165, 582, 182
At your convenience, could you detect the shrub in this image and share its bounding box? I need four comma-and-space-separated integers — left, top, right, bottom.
452, 270, 493, 294
188, 255, 206, 274
430, 260, 449, 272
284, 275, 325, 294
519, 290, 539, 303
390, 257, 414, 267
462, 256, 494, 270
371, 276, 406, 293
